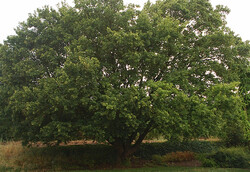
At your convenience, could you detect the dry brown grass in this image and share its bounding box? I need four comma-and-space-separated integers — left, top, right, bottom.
0, 141, 25, 168
0, 141, 58, 170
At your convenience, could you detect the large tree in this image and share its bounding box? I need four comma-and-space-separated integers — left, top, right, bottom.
0, 0, 249, 163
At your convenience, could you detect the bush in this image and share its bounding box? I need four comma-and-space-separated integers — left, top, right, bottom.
151, 151, 196, 166
135, 140, 221, 159
201, 158, 218, 167
162, 151, 195, 162
0, 142, 116, 171
201, 147, 250, 168
221, 123, 249, 147
210, 151, 249, 168
31, 144, 116, 169
151, 155, 165, 165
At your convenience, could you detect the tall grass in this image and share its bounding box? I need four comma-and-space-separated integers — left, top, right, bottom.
0, 141, 68, 170
0, 141, 25, 169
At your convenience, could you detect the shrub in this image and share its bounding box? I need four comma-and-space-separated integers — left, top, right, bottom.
151, 151, 196, 166
201, 158, 218, 167
211, 151, 249, 168
152, 155, 164, 162
221, 123, 249, 147
151, 154, 164, 165
0, 142, 116, 171
162, 151, 195, 162
135, 140, 221, 159
201, 147, 250, 168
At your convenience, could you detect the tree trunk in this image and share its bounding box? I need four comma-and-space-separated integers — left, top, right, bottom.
112, 123, 153, 165
114, 144, 138, 166
112, 139, 138, 166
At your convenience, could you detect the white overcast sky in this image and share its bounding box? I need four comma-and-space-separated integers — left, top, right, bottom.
0, 0, 250, 44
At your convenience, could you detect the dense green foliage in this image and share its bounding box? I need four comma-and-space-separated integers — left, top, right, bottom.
205, 83, 250, 146
135, 140, 220, 159
21, 145, 116, 170
0, 0, 249, 161
200, 147, 250, 168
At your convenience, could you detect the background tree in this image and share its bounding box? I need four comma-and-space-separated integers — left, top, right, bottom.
205, 82, 249, 146
0, 0, 249, 163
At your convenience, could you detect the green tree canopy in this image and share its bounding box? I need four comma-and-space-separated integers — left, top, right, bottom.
0, 0, 249, 163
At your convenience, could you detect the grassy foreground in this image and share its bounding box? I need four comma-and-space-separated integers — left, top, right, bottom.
68, 167, 250, 172
1, 166, 249, 172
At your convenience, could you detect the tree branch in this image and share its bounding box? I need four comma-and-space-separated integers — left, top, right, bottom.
132, 122, 153, 150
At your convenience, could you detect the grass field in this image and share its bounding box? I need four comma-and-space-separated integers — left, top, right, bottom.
1, 166, 249, 172
69, 167, 250, 172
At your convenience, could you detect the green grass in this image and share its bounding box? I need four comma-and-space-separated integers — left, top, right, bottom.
68, 167, 250, 172
0, 166, 24, 172
1, 166, 249, 172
